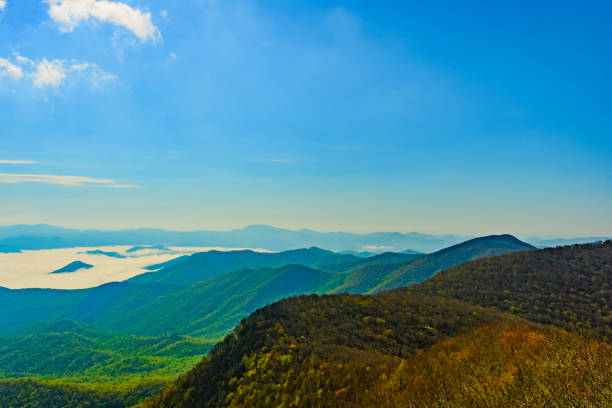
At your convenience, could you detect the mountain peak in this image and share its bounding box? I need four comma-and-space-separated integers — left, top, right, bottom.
50, 261, 93, 274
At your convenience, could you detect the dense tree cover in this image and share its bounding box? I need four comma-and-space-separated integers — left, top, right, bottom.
367, 321, 611, 407
409, 240, 612, 339
142, 294, 505, 408
319, 252, 423, 273
0, 320, 213, 384
142, 241, 611, 408
0, 378, 165, 408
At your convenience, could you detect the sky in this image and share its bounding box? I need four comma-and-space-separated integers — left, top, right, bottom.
0, 0, 611, 236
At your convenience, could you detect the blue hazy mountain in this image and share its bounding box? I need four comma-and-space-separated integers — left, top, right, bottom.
526, 236, 612, 248
126, 245, 169, 253
0, 224, 466, 253
50, 261, 94, 274
82, 250, 126, 258
0, 224, 604, 254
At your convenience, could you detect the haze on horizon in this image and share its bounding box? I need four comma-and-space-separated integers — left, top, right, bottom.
1, 1, 611, 236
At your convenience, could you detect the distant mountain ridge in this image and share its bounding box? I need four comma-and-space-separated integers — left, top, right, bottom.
0, 224, 605, 254
0, 224, 468, 253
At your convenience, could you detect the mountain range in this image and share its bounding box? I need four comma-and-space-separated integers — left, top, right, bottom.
0, 224, 607, 253
0, 235, 609, 407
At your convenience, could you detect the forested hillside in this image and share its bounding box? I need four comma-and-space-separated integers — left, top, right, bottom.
0, 378, 164, 408
410, 240, 612, 339
142, 241, 612, 408
128, 247, 359, 285
0, 320, 214, 381
142, 294, 504, 408
371, 234, 535, 292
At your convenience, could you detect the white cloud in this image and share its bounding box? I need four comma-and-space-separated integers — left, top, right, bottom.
13, 53, 33, 66
0, 0, 6, 10
32, 59, 66, 87
70, 62, 90, 70
0, 58, 23, 80
47, 0, 160, 42
0, 173, 137, 187
0, 54, 116, 89
160, 9, 167, 18
0, 160, 37, 164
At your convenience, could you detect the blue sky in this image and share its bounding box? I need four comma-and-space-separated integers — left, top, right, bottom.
0, 0, 611, 235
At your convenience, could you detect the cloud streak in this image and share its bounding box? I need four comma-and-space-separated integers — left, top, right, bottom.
0, 0, 5, 10
0, 160, 37, 164
47, 0, 160, 42
0, 54, 116, 88
0, 173, 137, 188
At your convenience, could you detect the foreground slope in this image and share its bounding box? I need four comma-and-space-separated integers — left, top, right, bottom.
142, 294, 504, 408
370, 320, 611, 408
142, 241, 611, 408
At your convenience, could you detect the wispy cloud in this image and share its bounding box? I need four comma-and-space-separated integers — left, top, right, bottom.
0, 0, 6, 10
0, 160, 37, 164
0, 53, 116, 89
0, 58, 23, 80
47, 0, 160, 42
0, 173, 137, 188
